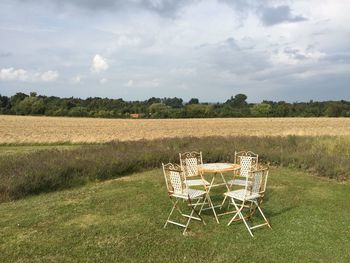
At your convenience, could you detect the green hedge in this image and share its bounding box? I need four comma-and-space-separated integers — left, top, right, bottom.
0, 136, 349, 202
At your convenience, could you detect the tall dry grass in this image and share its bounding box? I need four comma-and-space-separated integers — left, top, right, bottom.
0, 136, 349, 202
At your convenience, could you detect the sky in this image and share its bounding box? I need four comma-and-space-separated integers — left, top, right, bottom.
0, 0, 349, 102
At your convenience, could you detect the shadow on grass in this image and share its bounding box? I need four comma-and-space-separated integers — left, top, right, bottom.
267, 206, 296, 218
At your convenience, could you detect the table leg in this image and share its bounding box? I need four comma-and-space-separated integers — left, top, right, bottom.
201, 175, 219, 224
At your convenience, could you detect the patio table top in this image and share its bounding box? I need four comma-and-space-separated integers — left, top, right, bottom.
198, 163, 240, 173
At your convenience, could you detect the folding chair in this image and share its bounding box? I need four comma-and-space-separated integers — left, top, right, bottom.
228, 151, 258, 186
223, 167, 271, 237
162, 163, 206, 235
179, 152, 219, 223
221, 151, 258, 208
179, 151, 210, 188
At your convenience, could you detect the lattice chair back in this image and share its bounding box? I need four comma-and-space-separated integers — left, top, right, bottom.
179, 151, 203, 178
235, 151, 258, 177
247, 167, 269, 196
162, 163, 186, 195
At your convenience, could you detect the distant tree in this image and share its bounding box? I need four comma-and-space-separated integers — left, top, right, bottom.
0, 95, 10, 113
274, 102, 290, 117
218, 104, 234, 117
31, 98, 45, 114
63, 100, 76, 110
94, 110, 114, 118
147, 97, 161, 105
52, 108, 68, 116
251, 103, 272, 117
13, 96, 37, 115
149, 103, 169, 114
162, 97, 183, 108
226, 94, 248, 108
325, 102, 344, 117
185, 104, 212, 117
1, 92, 350, 119
68, 107, 88, 117
10, 92, 28, 106
188, 98, 199, 104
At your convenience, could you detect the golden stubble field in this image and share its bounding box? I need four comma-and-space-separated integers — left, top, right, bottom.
1, 115, 350, 144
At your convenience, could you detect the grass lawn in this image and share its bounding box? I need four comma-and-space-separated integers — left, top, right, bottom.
0, 167, 349, 262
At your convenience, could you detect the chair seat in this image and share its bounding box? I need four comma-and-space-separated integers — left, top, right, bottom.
185, 179, 210, 186
227, 179, 246, 186
224, 189, 260, 201
172, 189, 206, 199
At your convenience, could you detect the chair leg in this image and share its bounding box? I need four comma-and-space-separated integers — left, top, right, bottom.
221, 181, 234, 210
164, 199, 179, 228
190, 197, 206, 225
220, 172, 230, 192
255, 201, 272, 229
200, 178, 219, 224
228, 198, 254, 237
227, 199, 231, 210
241, 216, 254, 237
227, 199, 243, 225
220, 195, 228, 209
247, 202, 256, 219
207, 194, 219, 224
247, 195, 265, 218
183, 198, 203, 235
206, 177, 220, 224
220, 193, 234, 211
198, 195, 208, 214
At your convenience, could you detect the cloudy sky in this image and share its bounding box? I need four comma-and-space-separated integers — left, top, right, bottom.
0, 0, 349, 102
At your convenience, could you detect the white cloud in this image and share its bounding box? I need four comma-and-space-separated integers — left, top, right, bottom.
40, 70, 59, 81
271, 47, 326, 65
91, 54, 109, 73
0, 68, 29, 81
170, 67, 197, 76
100, 78, 107, 84
125, 79, 133, 87
123, 78, 159, 88
72, 75, 82, 83
0, 67, 58, 82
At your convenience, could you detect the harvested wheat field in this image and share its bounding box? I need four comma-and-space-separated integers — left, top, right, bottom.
1, 115, 350, 144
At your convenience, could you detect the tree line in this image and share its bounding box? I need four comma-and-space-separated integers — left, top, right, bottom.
0, 92, 349, 118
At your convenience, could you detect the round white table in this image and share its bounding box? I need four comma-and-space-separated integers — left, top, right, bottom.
197, 163, 241, 223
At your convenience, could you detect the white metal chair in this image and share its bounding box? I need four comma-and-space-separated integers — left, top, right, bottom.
227, 151, 258, 186
162, 163, 206, 235
221, 151, 259, 208
179, 151, 210, 188
223, 167, 271, 237
179, 152, 219, 223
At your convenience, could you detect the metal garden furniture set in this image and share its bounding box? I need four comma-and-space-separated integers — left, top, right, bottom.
162, 151, 272, 237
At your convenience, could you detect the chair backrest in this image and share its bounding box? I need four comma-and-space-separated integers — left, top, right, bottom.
162, 163, 186, 195
245, 167, 269, 197
179, 151, 203, 178
235, 151, 258, 177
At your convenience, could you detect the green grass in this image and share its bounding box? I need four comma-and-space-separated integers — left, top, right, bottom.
0, 167, 349, 262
